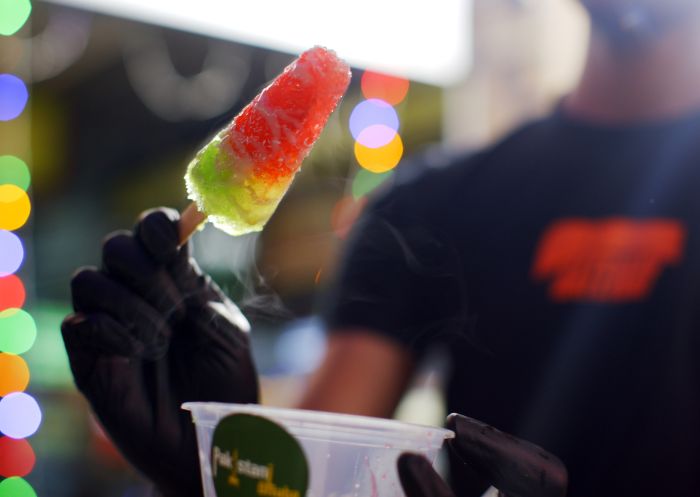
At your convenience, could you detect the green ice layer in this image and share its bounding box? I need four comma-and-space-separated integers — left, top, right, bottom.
185, 132, 292, 236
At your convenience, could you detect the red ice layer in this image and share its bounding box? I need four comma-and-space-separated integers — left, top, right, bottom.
225, 46, 351, 184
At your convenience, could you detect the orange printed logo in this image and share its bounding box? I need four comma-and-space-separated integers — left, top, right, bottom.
532, 218, 686, 302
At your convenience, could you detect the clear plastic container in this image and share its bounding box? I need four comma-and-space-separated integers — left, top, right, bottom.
183, 402, 454, 497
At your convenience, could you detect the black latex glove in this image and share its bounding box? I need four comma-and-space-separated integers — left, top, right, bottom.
398, 414, 568, 497
61, 208, 259, 497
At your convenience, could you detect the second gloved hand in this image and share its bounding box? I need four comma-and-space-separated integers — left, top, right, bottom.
61, 208, 259, 497
398, 414, 568, 497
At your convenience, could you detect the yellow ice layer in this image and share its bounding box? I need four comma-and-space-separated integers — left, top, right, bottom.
185, 131, 292, 236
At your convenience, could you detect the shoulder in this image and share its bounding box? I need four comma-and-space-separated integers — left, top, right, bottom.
370, 115, 559, 215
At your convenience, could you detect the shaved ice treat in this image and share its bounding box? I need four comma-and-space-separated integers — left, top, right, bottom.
184, 46, 351, 237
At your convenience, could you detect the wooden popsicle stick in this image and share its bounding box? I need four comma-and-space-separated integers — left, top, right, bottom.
179, 201, 207, 246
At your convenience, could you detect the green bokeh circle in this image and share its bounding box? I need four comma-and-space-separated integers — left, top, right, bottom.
0, 477, 37, 497
0, 156, 31, 191
352, 168, 393, 199
0, 0, 32, 36
0, 308, 37, 354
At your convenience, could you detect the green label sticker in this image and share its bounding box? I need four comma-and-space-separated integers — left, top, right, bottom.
211, 413, 309, 497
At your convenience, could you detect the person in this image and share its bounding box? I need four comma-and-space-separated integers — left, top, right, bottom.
61, 0, 700, 495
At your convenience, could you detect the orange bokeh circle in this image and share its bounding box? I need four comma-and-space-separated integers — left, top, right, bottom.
354, 133, 403, 173
0, 353, 30, 396
361, 71, 409, 106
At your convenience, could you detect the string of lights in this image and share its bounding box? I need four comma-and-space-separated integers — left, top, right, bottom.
0, 1, 41, 496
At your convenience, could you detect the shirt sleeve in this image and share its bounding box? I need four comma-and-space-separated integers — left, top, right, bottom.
321, 175, 471, 357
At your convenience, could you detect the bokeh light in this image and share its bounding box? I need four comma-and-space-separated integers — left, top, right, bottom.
0, 156, 31, 190
352, 168, 393, 199
0, 437, 35, 477
0, 275, 25, 310
0, 74, 29, 121
0, 308, 36, 355
356, 124, 397, 149
0, 353, 30, 396
0, 1, 36, 492
0, 392, 42, 439
361, 71, 409, 105
274, 318, 327, 375
349, 99, 399, 146
0, 476, 37, 497
0, 230, 24, 276
0, 0, 32, 36
0, 184, 31, 230
354, 133, 404, 173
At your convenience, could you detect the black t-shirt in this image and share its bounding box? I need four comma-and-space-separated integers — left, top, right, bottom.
323, 110, 700, 497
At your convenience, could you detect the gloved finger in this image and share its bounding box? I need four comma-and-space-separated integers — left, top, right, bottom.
398, 453, 456, 497
61, 312, 142, 393
102, 231, 186, 322
134, 208, 182, 265
61, 312, 142, 356
167, 251, 217, 305
71, 268, 171, 359
446, 414, 568, 497
135, 207, 220, 306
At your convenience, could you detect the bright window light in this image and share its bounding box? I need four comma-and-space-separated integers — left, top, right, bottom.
43, 0, 473, 86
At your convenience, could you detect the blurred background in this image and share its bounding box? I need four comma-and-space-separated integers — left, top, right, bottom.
0, 0, 588, 495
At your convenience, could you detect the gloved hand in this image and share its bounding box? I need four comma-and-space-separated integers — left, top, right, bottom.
61, 208, 259, 497
398, 414, 568, 497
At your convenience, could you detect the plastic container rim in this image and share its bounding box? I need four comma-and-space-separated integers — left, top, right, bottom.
182, 402, 455, 444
